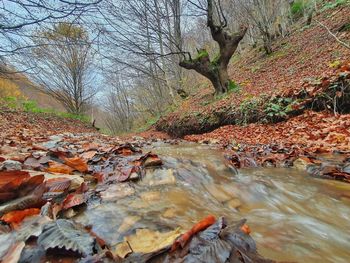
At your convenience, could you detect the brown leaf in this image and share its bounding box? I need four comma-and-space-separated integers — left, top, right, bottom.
46, 161, 74, 174
0, 171, 30, 188
80, 150, 97, 160
46, 177, 71, 192
63, 157, 88, 173
62, 193, 85, 210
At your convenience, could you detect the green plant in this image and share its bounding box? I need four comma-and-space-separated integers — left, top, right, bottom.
22, 100, 39, 112
136, 114, 161, 132
239, 97, 262, 125
1, 97, 90, 122
264, 97, 296, 121
2, 96, 18, 108
291, 0, 305, 17
228, 80, 241, 93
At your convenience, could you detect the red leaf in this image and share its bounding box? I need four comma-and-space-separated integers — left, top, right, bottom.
93, 172, 106, 183
75, 182, 88, 194
62, 193, 85, 210
0, 171, 30, 188
1, 208, 40, 228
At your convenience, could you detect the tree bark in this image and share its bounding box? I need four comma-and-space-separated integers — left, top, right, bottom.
179, 0, 247, 94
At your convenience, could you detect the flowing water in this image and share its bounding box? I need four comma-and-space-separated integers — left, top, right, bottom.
76, 142, 350, 263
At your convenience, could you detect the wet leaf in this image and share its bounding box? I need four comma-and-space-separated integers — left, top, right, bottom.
23, 157, 42, 169
80, 150, 97, 160
46, 161, 74, 174
0, 184, 46, 216
0, 171, 30, 188
46, 177, 71, 192
116, 165, 142, 182
63, 157, 88, 173
171, 215, 216, 252
62, 193, 85, 210
132, 152, 162, 167
38, 219, 97, 256
115, 228, 182, 257
18, 175, 45, 197
1, 208, 40, 229
0, 174, 44, 203
1, 241, 25, 263
115, 241, 133, 259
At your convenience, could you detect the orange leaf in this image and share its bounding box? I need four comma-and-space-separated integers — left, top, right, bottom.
46, 161, 74, 174
171, 215, 216, 252
0, 171, 30, 188
1, 208, 40, 228
241, 224, 251, 235
63, 157, 88, 173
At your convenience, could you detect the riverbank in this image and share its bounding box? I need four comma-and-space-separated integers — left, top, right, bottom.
155, 4, 350, 137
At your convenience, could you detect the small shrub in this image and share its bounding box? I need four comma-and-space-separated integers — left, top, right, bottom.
239, 97, 262, 125
2, 96, 18, 109
22, 100, 39, 112
264, 97, 297, 122
228, 80, 241, 93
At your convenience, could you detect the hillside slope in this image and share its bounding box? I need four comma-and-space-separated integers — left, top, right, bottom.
156, 4, 350, 140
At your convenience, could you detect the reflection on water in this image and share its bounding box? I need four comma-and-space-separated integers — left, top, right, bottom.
76, 142, 350, 263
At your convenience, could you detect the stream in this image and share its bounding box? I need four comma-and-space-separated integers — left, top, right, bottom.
75, 142, 350, 263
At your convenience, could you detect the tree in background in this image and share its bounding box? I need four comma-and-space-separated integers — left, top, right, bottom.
179, 0, 247, 94
0, 0, 101, 74
103, 72, 135, 134
31, 23, 96, 114
99, 0, 187, 118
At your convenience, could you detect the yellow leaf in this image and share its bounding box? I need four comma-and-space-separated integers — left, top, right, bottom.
114, 228, 182, 258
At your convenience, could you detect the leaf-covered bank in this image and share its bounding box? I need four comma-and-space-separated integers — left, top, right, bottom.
155, 5, 350, 138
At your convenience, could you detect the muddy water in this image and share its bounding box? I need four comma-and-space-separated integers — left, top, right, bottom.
76, 142, 350, 263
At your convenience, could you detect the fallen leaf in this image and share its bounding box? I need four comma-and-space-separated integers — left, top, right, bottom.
46, 161, 74, 174
46, 177, 71, 192
63, 157, 88, 173
1, 208, 40, 228
0, 171, 30, 188
80, 150, 97, 160
1, 241, 25, 263
115, 228, 182, 257
62, 193, 85, 210
241, 224, 251, 235
38, 219, 97, 256
171, 215, 216, 252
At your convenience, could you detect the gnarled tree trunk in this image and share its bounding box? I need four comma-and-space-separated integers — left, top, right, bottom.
179, 0, 247, 94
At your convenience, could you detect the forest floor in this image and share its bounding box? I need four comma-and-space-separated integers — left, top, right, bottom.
155, 4, 350, 150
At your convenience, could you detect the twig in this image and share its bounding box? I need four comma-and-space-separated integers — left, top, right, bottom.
315, 19, 350, 50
